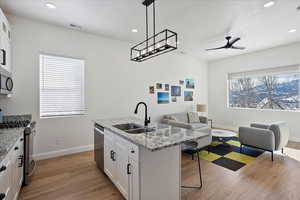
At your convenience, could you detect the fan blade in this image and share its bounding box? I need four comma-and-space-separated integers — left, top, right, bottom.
231, 46, 246, 50
205, 46, 226, 51
229, 37, 241, 46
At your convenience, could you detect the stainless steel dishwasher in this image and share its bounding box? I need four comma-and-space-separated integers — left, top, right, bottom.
94, 123, 104, 171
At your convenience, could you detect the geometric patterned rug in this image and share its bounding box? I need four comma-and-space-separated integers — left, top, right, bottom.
186, 136, 265, 171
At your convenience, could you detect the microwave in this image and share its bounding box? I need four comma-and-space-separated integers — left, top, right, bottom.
0, 68, 13, 95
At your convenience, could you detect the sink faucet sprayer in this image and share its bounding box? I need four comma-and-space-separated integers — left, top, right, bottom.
134, 102, 151, 127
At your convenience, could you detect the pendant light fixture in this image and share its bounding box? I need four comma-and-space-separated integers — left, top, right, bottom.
130, 0, 178, 62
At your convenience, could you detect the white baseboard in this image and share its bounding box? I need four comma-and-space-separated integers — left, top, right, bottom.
289, 137, 300, 143
33, 144, 94, 160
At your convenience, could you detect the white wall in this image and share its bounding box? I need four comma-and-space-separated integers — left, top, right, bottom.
208, 42, 300, 142
0, 15, 208, 159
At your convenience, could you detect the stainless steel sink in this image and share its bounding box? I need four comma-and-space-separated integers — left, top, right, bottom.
113, 123, 155, 134
125, 127, 156, 134
113, 123, 142, 131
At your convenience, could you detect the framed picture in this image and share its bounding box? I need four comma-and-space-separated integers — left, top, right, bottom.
186, 79, 195, 89
165, 84, 170, 91
171, 86, 181, 96
149, 86, 155, 94
184, 91, 194, 101
156, 83, 163, 89
157, 92, 170, 104
172, 96, 177, 102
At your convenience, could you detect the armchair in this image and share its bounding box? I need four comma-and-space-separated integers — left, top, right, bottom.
239, 122, 289, 161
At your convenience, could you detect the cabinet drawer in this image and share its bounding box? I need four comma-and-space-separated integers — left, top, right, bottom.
111, 132, 139, 162
128, 142, 139, 162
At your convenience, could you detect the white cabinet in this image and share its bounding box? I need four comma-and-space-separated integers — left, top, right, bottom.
0, 137, 24, 200
114, 136, 129, 199
104, 132, 116, 182
10, 139, 23, 200
0, 8, 12, 73
0, 157, 11, 200
103, 129, 139, 200
128, 158, 139, 200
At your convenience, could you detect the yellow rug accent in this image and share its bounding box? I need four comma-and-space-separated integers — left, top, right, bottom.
211, 141, 223, 147
226, 140, 241, 147
198, 150, 222, 162
224, 152, 255, 164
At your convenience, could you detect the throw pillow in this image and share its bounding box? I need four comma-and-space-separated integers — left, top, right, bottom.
164, 115, 177, 121
187, 112, 200, 123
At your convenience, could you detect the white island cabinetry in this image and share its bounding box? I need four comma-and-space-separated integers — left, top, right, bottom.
96, 117, 209, 200
103, 129, 139, 200
103, 128, 180, 200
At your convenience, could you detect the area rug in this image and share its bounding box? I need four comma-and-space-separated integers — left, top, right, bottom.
185, 136, 265, 171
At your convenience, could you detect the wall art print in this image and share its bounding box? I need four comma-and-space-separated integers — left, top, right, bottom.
186, 79, 195, 89
184, 91, 194, 101
156, 83, 163, 89
149, 86, 155, 94
157, 92, 170, 104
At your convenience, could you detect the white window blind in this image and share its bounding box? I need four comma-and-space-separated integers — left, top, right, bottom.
39, 54, 85, 118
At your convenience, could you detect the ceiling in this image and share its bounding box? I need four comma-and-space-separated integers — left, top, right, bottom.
0, 0, 300, 61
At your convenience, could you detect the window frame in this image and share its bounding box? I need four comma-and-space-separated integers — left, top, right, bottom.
39, 53, 86, 119
227, 65, 300, 112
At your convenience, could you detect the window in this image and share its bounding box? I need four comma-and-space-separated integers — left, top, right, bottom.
40, 54, 85, 118
228, 65, 300, 111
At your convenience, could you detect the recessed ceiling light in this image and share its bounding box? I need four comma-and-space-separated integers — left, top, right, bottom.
131, 29, 138, 33
263, 1, 275, 8
288, 29, 296, 33
46, 3, 56, 9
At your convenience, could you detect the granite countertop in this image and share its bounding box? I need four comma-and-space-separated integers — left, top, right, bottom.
0, 128, 24, 164
94, 117, 210, 151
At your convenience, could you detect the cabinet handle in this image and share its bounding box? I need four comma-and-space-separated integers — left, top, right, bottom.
110, 150, 113, 161
0, 166, 7, 172
18, 155, 24, 168
0, 193, 5, 200
131, 150, 135, 154
20, 138, 24, 141
127, 163, 131, 175
1, 49, 6, 66
112, 151, 116, 161
14, 146, 19, 151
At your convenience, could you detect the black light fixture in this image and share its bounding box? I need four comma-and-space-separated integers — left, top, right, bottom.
130, 0, 178, 62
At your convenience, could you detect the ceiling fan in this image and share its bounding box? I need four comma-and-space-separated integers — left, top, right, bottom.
205, 36, 246, 51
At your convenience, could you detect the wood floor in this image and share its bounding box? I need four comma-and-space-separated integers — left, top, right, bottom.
20, 144, 300, 200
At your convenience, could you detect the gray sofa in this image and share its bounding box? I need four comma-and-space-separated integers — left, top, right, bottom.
239, 122, 289, 161
161, 112, 212, 149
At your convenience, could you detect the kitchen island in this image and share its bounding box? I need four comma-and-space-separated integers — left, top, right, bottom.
94, 117, 210, 200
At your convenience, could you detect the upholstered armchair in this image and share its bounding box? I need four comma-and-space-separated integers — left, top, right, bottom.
239, 122, 289, 161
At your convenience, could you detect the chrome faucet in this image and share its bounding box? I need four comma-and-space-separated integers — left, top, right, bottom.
134, 102, 151, 127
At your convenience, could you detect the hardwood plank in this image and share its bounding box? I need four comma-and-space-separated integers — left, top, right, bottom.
20, 144, 300, 200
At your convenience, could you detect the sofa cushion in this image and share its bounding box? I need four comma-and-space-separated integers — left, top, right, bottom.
187, 112, 200, 123
189, 122, 207, 130
163, 115, 177, 121
168, 113, 189, 123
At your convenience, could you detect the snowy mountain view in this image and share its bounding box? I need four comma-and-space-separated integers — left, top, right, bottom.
229, 73, 300, 111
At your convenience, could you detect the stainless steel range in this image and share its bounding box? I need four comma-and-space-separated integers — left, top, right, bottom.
0, 115, 36, 186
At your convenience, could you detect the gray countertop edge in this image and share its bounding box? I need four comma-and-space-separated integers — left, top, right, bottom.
100, 124, 207, 152
94, 118, 210, 152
